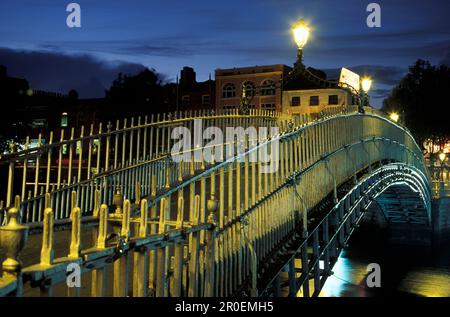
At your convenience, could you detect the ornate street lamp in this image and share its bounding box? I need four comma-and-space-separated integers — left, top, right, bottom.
360, 76, 372, 111
292, 19, 310, 64
239, 18, 313, 115
238, 18, 366, 116
361, 77, 372, 94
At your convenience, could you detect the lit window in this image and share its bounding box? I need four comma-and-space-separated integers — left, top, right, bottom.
310, 96, 319, 106
291, 97, 301, 107
223, 83, 236, 98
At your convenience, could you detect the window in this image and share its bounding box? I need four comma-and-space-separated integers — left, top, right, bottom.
291, 96, 301, 107
310, 96, 319, 106
261, 80, 276, 96
242, 81, 256, 97
202, 95, 210, 105
223, 83, 236, 98
261, 103, 276, 111
328, 95, 339, 105
182, 95, 190, 107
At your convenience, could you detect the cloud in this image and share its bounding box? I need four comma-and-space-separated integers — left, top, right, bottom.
370, 88, 392, 100
0, 47, 146, 98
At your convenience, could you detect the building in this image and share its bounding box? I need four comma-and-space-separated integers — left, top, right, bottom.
215, 64, 290, 112
282, 88, 352, 115
176, 67, 215, 111
282, 66, 355, 116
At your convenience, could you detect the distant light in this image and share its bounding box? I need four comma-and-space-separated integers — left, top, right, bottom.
61, 112, 68, 127
439, 153, 446, 162
389, 112, 400, 123
361, 77, 372, 93
292, 19, 310, 49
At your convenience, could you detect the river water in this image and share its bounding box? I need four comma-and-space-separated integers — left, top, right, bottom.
319, 223, 450, 297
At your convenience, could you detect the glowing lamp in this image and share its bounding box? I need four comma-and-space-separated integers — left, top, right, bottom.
361, 77, 372, 93
389, 112, 399, 123
292, 19, 310, 49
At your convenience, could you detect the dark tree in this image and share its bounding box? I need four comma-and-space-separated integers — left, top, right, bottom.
68, 89, 79, 101
382, 59, 450, 150
105, 68, 172, 118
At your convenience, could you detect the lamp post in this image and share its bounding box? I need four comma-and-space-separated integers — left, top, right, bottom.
239, 19, 312, 115
292, 19, 310, 66
360, 77, 372, 112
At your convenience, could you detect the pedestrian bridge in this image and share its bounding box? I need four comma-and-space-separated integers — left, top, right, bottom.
0, 106, 432, 297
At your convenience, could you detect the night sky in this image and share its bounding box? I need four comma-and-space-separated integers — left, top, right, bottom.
1, 0, 449, 107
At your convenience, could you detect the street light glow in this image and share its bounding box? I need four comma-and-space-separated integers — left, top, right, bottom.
361, 77, 372, 93
389, 112, 400, 122
292, 19, 310, 49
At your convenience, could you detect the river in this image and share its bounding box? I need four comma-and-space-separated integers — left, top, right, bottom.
320, 222, 450, 297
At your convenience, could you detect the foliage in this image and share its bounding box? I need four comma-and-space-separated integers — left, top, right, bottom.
382, 59, 450, 149
105, 68, 170, 117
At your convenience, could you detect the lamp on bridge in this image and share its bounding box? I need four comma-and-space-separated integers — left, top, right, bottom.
389, 112, 400, 123
361, 77, 372, 94
292, 19, 310, 65
360, 77, 372, 109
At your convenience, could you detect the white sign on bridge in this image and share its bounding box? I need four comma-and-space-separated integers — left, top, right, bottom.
339, 67, 360, 91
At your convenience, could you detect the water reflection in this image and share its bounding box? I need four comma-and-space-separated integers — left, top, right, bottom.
320, 251, 376, 297
319, 224, 450, 297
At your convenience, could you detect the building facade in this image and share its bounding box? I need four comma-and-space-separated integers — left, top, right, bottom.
215, 64, 290, 112
282, 88, 352, 115
176, 67, 215, 111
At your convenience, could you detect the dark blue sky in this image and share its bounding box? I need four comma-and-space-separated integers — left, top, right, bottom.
1, 0, 449, 107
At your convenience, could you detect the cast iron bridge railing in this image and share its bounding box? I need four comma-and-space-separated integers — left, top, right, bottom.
0, 106, 432, 297
0, 107, 348, 225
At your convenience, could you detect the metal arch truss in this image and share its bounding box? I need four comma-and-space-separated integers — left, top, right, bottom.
260, 163, 432, 297
369, 165, 432, 225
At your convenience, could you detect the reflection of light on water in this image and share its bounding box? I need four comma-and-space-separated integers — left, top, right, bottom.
398, 268, 450, 297
319, 251, 369, 297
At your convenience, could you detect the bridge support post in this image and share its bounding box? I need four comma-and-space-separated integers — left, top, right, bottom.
338, 204, 345, 247
273, 274, 281, 297
112, 200, 131, 297
204, 199, 218, 297
312, 230, 320, 295
133, 199, 149, 297
322, 218, 331, 275
288, 259, 297, 297
300, 243, 310, 297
